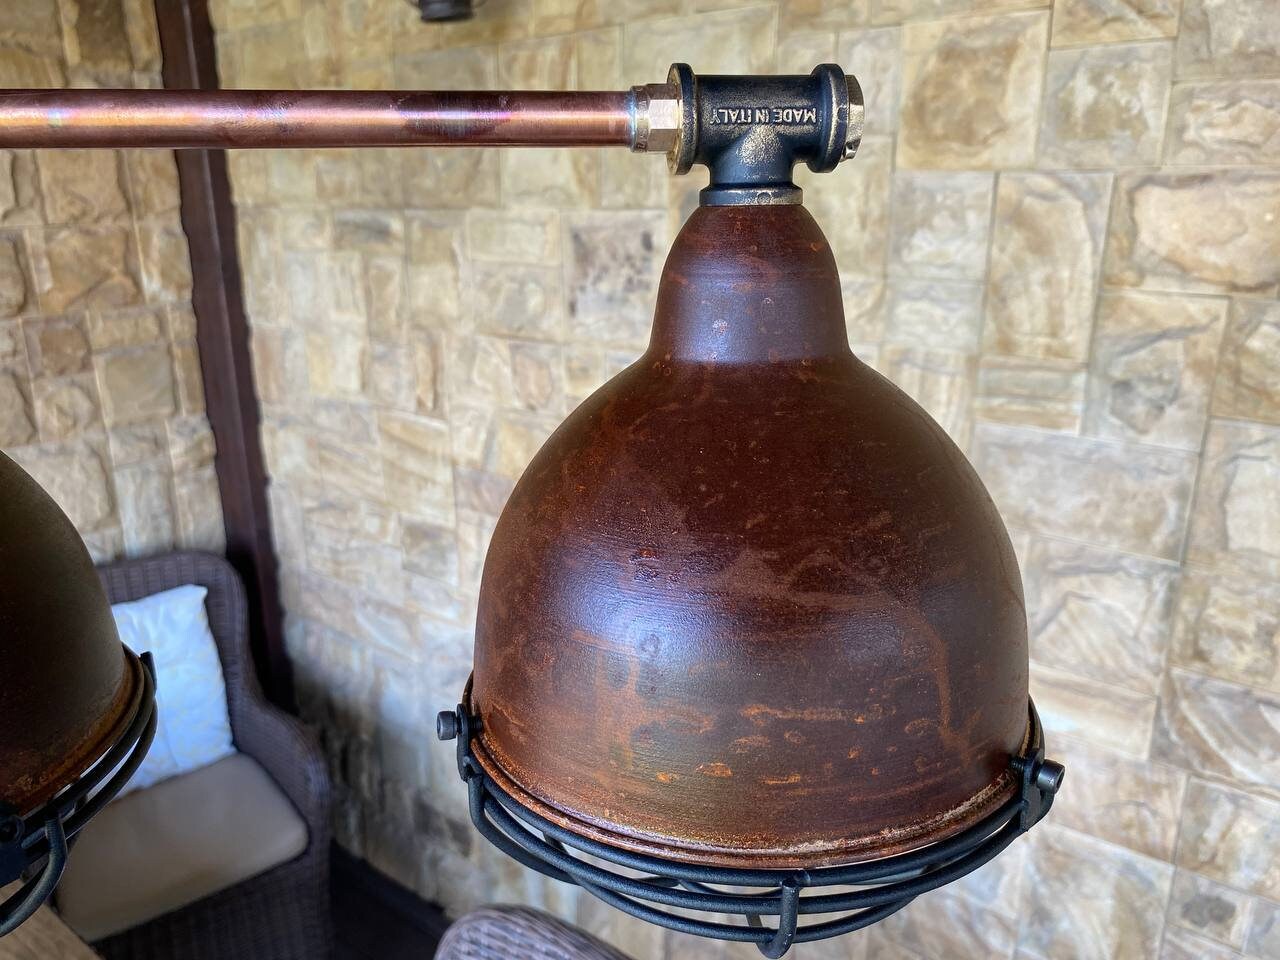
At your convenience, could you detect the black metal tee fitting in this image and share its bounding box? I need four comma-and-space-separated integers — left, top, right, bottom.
645, 63, 864, 206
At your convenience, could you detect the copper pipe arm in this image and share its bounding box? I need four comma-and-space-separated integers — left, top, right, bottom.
0, 66, 865, 206
0, 88, 642, 150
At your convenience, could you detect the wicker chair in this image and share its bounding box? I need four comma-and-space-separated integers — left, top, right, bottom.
70, 551, 332, 960
435, 906, 636, 960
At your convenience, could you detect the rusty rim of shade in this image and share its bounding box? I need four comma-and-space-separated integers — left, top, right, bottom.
0, 651, 157, 937
459, 677, 1029, 870
439, 692, 1062, 959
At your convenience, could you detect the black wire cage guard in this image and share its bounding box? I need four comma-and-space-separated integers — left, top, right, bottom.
437, 697, 1063, 959
0, 652, 158, 937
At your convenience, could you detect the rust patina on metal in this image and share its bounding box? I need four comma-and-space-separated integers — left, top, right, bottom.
0, 451, 142, 817
469, 202, 1029, 869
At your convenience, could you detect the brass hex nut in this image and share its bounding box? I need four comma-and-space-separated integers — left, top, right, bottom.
631, 83, 682, 155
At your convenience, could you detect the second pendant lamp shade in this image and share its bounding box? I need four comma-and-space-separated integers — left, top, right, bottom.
467, 202, 1030, 868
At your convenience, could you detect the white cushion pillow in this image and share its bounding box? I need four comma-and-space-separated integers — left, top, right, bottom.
111, 584, 236, 796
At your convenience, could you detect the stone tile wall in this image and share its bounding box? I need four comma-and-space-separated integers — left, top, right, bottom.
207, 1, 1280, 957
0, 2, 224, 563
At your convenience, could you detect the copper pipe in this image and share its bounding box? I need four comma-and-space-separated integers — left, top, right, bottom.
0, 88, 636, 150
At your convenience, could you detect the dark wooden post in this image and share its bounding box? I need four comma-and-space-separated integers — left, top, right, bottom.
154, 0, 293, 707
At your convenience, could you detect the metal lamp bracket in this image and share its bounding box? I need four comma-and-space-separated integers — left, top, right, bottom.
657, 63, 864, 206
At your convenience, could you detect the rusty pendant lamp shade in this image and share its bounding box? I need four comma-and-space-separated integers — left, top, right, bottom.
433, 67, 1064, 957
0, 451, 157, 936
0, 63, 1061, 953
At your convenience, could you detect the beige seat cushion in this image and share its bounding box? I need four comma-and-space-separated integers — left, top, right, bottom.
55, 753, 308, 941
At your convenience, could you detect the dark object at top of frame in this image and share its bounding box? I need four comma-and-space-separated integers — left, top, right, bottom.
416, 0, 474, 21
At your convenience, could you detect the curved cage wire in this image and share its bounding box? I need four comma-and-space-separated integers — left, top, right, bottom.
439, 697, 1063, 958
0, 652, 157, 937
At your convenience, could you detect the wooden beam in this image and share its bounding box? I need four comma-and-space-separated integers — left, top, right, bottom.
154, 0, 293, 707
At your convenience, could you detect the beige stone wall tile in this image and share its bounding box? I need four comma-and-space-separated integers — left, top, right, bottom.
530, 0, 602, 38
898, 12, 1048, 169
85, 305, 165, 352
1022, 825, 1174, 960
509, 340, 565, 413
974, 356, 1086, 432
405, 213, 466, 330
0, 240, 29, 323
1187, 419, 1280, 578
623, 7, 777, 81
565, 210, 665, 349
970, 424, 1197, 559
776, 30, 837, 72
1247, 899, 1280, 959
306, 330, 366, 398
1176, 779, 1280, 900
1047, 736, 1186, 859
472, 262, 564, 341
1038, 42, 1173, 168
874, 0, 1049, 22
577, 28, 622, 87
1104, 170, 1280, 296
1153, 669, 1280, 800
497, 35, 578, 89
1025, 537, 1178, 694
107, 421, 168, 468
1084, 291, 1226, 450
778, 0, 869, 33
466, 209, 560, 265
841, 276, 886, 343
1161, 924, 1244, 960
870, 889, 1016, 958
1167, 869, 1254, 949
95, 343, 177, 425
799, 135, 893, 276
61, 0, 135, 81
166, 416, 216, 474
0, 43, 65, 87
880, 345, 976, 446
1166, 80, 1280, 166
378, 410, 455, 525
454, 467, 516, 518
1212, 299, 1280, 425
137, 220, 194, 304
1171, 566, 1280, 693
8, 436, 116, 533
32, 224, 142, 314
208, 0, 302, 31
23, 315, 90, 377
501, 147, 599, 210
0, 0, 62, 57
1176, 0, 1280, 80
885, 278, 983, 352
0, 370, 35, 445
888, 170, 993, 280
838, 26, 900, 133
601, 149, 669, 209
31, 373, 100, 442
1050, 0, 1180, 46
114, 459, 175, 557
0, 152, 46, 228
330, 210, 397, 253
1031, 662, 1157, 756
36, 150, 129, 225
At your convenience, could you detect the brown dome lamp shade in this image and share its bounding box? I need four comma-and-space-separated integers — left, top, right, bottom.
0, 451, 157, 935
436, 65, 1065, 957
0, 62, 1062, 953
